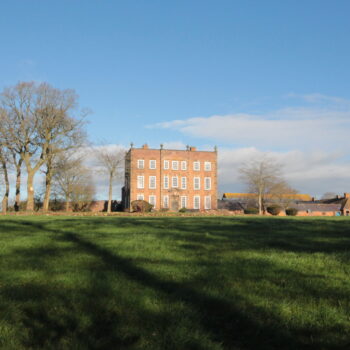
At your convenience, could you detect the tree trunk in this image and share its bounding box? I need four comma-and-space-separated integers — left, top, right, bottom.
43, 168, 52, 212
14, 159, 23, 212
107, 173, 113, 213
43, 181, 51, 212
26, 172, 35, 211
65, 196, 70, 212
24, 154, 45, 212
258, 192, 263, 215
1, 158, 9, 214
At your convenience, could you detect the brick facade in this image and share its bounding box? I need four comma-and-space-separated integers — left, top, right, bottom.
123, 145, 218, 211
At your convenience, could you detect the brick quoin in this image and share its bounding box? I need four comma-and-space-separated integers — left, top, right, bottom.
122, 144, 218, 211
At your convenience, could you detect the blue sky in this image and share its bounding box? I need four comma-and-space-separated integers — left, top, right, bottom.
1, 0, 350, 197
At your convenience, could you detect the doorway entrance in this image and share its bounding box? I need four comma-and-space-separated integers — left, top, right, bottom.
171, 195, 179, 211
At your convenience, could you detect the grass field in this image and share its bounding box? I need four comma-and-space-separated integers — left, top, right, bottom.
0, 216, 349, 350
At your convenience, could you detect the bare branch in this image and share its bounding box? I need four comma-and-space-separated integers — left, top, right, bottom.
239, 155, 295, 214
92, 143, 125, 213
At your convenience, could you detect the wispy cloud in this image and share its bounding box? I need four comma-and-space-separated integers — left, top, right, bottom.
286, 92, 350, 106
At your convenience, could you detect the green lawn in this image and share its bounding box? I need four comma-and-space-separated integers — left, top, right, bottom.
0, 216, 349, 350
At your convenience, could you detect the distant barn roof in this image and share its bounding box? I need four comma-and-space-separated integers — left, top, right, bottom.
223, 193, 312, 201
294, 203, 342, 212
217, 200, 245, 211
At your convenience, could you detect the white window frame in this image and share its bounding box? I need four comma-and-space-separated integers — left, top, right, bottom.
163, 195, 169, 208
137, 175, 144, 189
181, 176, 187, 190
181, 161, 187, 170
180, 196, 187, 209
149, 160, 156, 169
164, 160, 169, 169
204, 162, 212, 171
172, 176, 178, 188
137, 194, 144, 200
193, 195, 200, 210
163, 176, 169, 189
172, 161, 179, 170
204, 177, 211, 190
149, 195, 156, 207
204, 196, 211, 209
194, 177, 200, 190
149, 176, 156, 189
137, 159, 144, 169
193, 161, 200, 171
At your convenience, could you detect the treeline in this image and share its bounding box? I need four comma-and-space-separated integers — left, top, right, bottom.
0, 81, 124, 214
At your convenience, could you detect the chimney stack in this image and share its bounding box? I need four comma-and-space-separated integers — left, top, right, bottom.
344, 193, 350, 199
189, 146, 197, 151
142, 144, 149, 149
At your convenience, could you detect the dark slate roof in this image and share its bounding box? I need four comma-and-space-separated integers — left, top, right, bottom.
294, 202, 342, 212
217, 200, 245, 211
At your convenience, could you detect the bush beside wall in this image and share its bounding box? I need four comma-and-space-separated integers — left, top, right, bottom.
267, 205, 282, 216
244, 207, 259, 215
286, 208, 298, 216
131, 200, 153, 213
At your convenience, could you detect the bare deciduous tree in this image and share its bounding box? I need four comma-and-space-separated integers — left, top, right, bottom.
70, 181, 96, 212
321, 192, 337, 200
34, 83, 87, 211
52, 152, 94, 212
0, 146, 10, 214
268, 182, 297, 209
239, 156, 293, 215
0, 82, 87, 212
93, 145, 124, 213
11, 151, 23, 211
0, 82, 38, 211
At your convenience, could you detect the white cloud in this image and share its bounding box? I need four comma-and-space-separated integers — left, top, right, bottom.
162, 141, 187, 150
153, 111, 350, 151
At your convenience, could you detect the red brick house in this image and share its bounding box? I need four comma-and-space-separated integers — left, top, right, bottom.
122, 144, 218, 211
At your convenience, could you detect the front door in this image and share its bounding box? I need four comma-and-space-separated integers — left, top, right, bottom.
171, 195, 179, 211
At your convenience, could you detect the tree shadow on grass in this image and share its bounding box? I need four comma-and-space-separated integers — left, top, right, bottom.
56, 228, 350, 350
50, 230, 300, 350
144, 217, 350, 256
0, 243, 140, 349
1, 218, 350, 349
